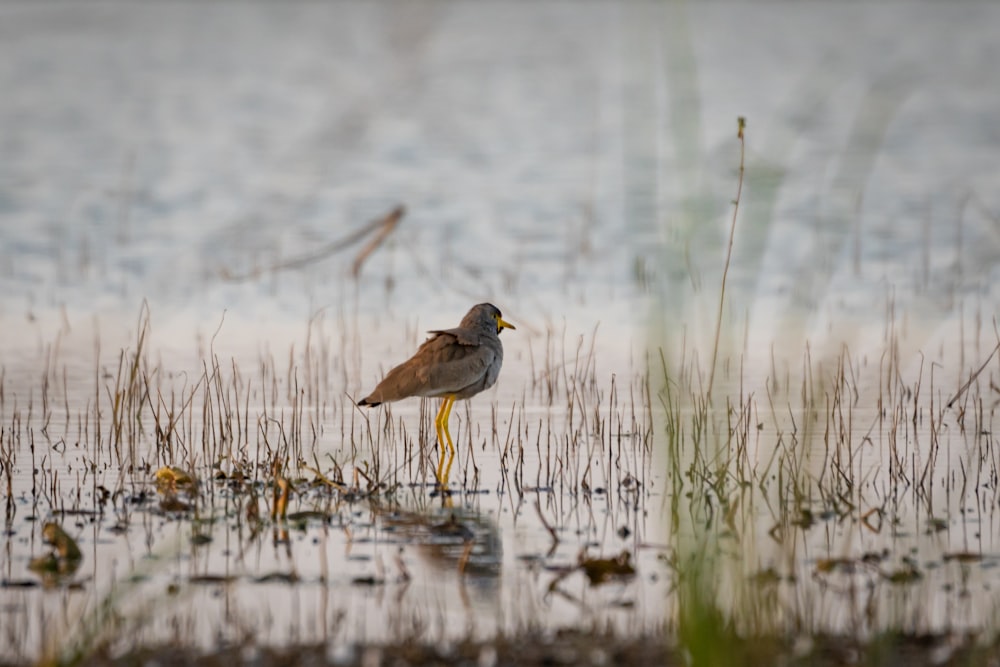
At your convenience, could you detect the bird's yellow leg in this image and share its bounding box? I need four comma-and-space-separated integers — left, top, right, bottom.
434, 396, 456, 453
435, 445, 455, 491
434, 398, 447, 452
433, 396, 456, 490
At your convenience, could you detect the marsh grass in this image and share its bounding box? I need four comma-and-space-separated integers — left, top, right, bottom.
0, 297, 666, 663
3, 175, 999, 667
3, 262, 1000, 666
656, 311, 1000, 659
642, 101, 1000, 665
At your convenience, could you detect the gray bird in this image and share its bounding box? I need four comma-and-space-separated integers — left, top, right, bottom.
358, 303, 515, 452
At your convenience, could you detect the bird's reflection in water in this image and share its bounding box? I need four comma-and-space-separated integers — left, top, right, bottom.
378, 503, 502, 605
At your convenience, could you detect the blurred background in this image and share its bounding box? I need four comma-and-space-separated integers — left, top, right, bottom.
1, 2, 999, 375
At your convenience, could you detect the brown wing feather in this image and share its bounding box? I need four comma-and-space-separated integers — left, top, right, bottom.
420, 337, 493, 397
360, 332, 493, 403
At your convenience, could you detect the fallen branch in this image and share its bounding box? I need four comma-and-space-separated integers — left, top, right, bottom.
221, 204, 405, 281
351, 205, 404, 277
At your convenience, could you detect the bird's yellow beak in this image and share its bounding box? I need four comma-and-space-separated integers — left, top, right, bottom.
497, 316, 516, 333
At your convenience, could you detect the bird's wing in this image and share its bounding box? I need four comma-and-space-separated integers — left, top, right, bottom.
364, 332, 491, 401
427, 327, 480, 346
417, 335, 494, 395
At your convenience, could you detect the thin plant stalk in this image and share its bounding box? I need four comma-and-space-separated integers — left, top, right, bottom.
707, 117, 746, 401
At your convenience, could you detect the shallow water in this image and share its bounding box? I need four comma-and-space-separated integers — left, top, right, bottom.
2, 1, 1000, 661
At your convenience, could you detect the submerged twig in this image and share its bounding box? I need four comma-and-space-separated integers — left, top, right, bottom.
534, 499, 560, 558
301, 464, 348, 492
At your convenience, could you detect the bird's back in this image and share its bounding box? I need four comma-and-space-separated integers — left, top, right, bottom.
359, 330, 500, 404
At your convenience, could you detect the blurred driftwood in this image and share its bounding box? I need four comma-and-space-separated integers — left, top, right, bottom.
222, 205, 405, 282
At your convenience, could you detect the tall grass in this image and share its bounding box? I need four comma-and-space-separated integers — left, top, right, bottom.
651, 91, 1000, 663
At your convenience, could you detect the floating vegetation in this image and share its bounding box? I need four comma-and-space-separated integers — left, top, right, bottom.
26, 522, 84, 588
578, 549, 637, 586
